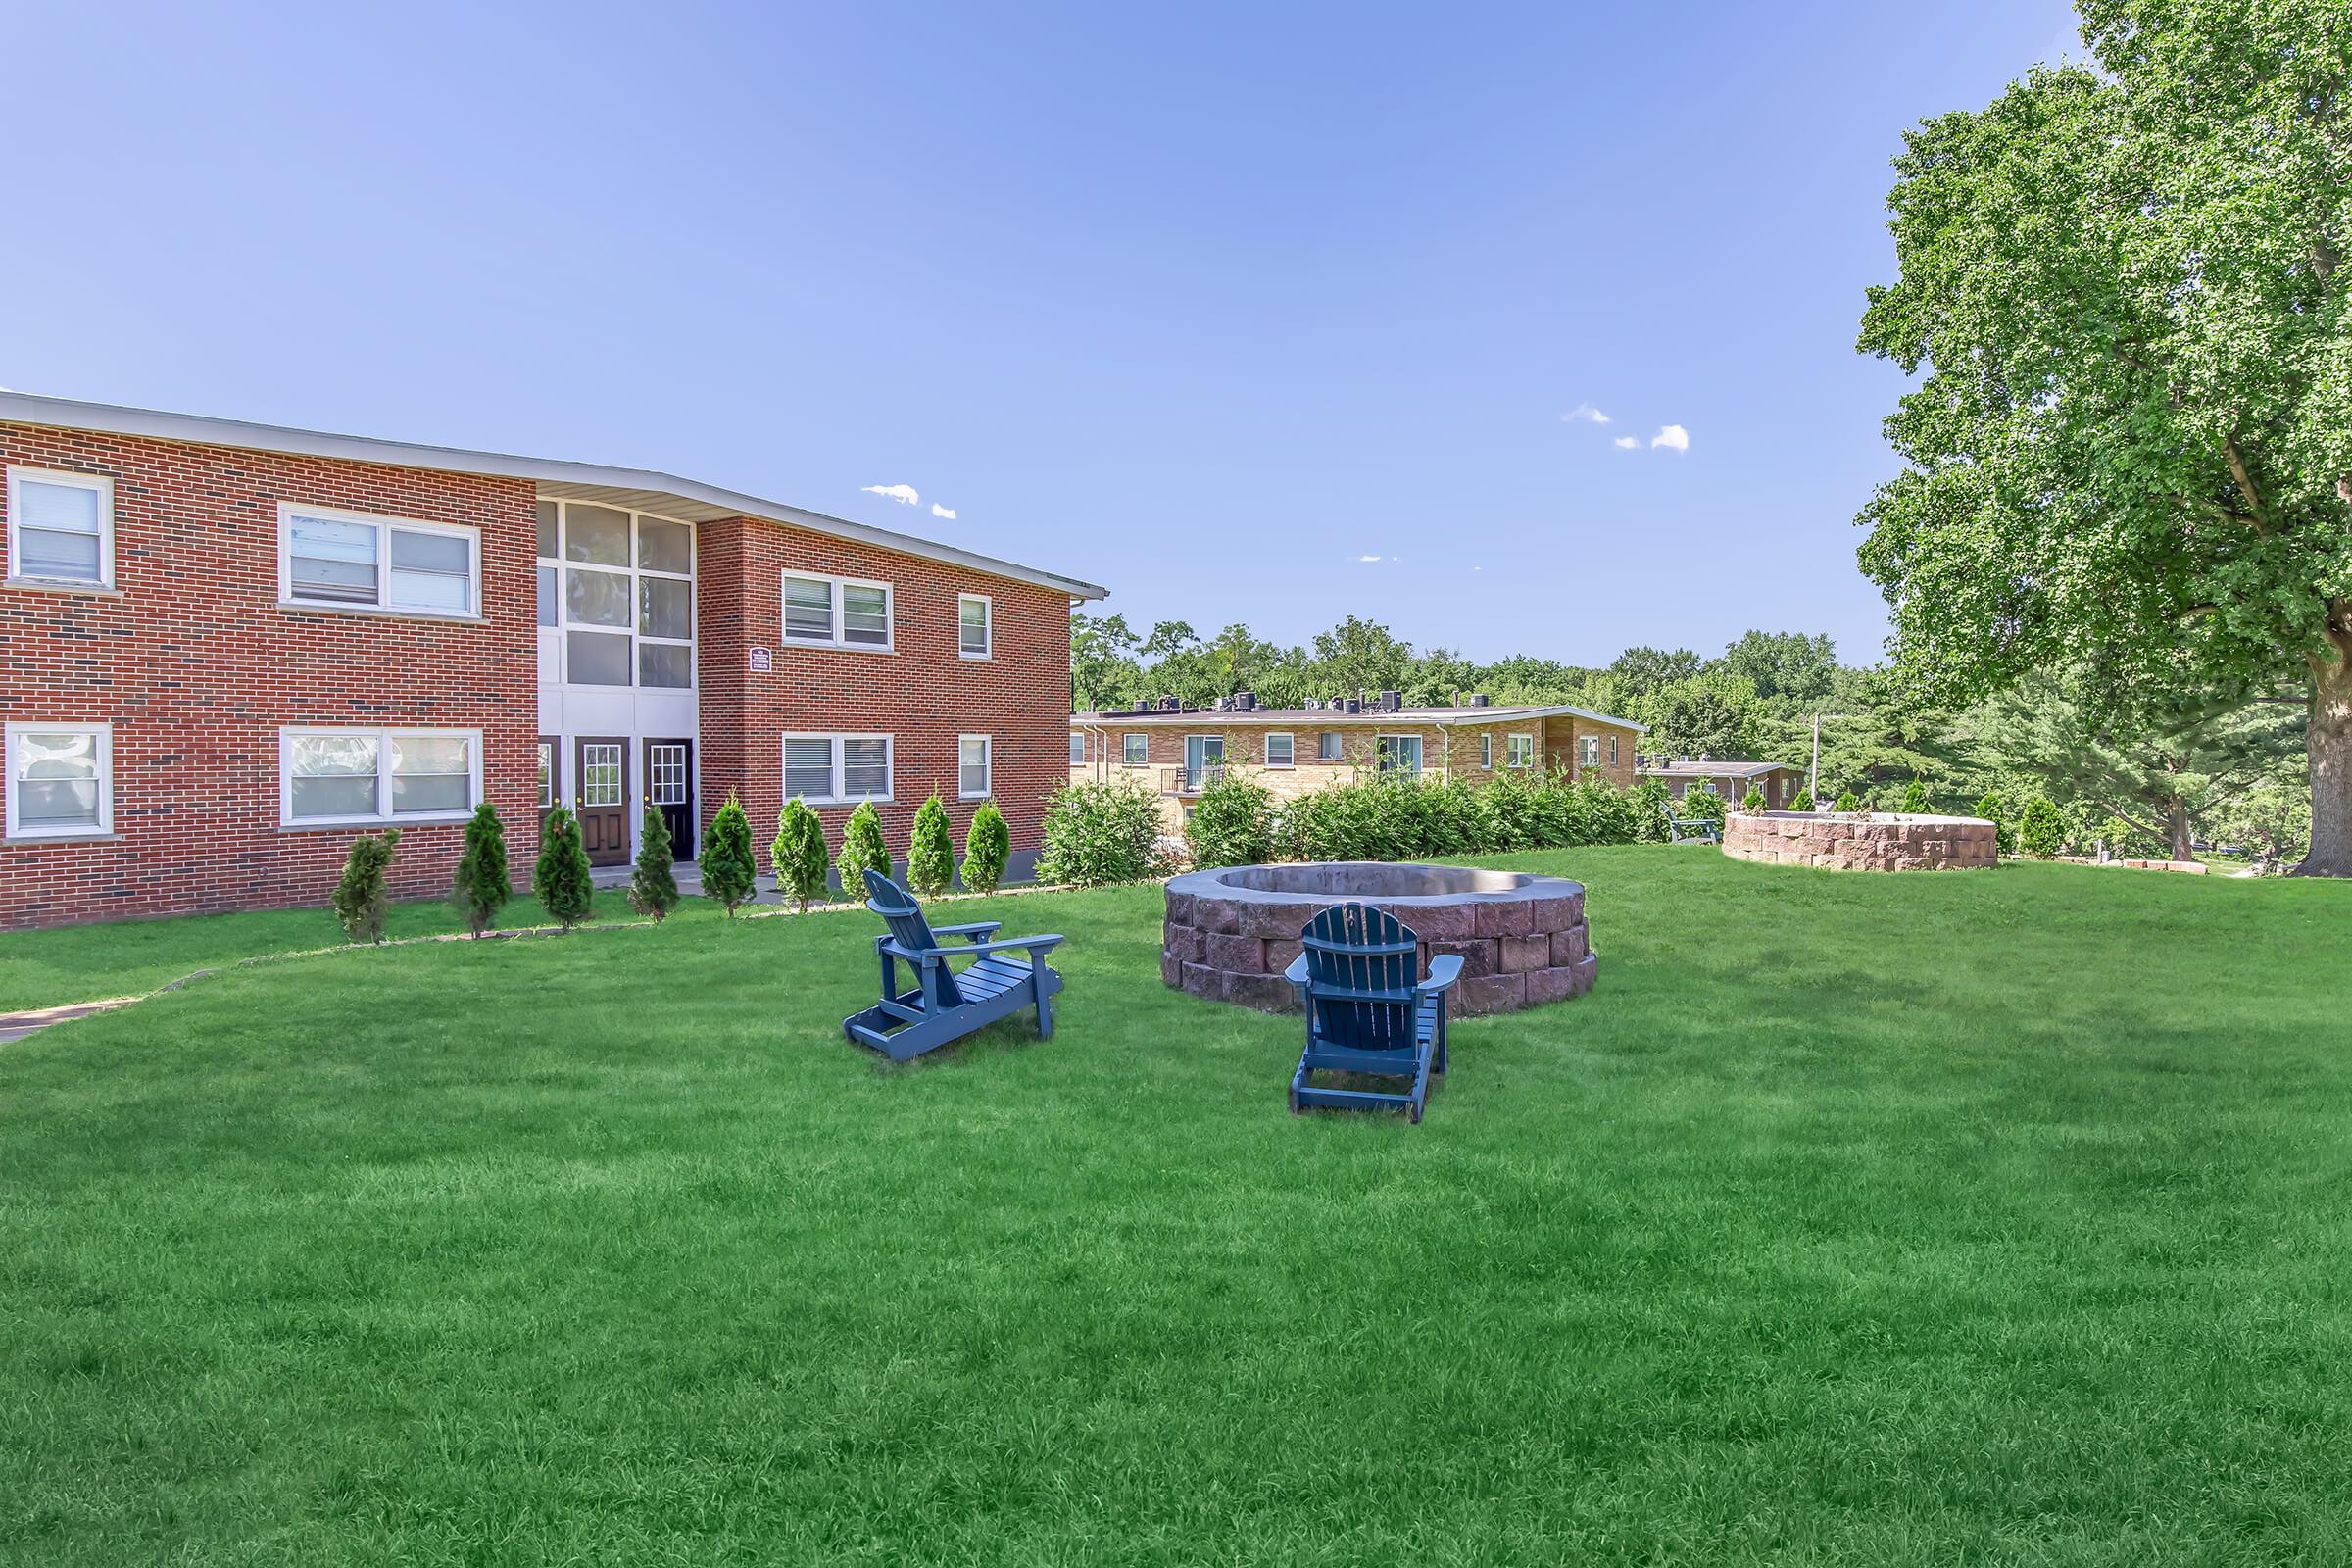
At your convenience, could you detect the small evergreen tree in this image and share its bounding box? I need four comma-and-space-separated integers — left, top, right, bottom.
2018, 795, 2067, 859
451, 803, 510, 938
1740, 784, 1768, 813
1899, 776, 1930, 813
837, 799, 891, 894
770, 798, 830, 912
907, 795, 955, 896
1791, 787, 1816, 811
1834, 790, 1862, 812
628, 803, 679, 921
331, 829, 401, 945
962, 799, 1010, 894
701, 792, 758, 916
532, 805, 595, 931
1975, 790, 2016, 855
1680, 785, 1727, 829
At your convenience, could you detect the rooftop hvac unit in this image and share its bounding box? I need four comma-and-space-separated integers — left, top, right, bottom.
1380, 690, 1402, 711
1468, 693, 1491, 707
1234, 691, 1255, 710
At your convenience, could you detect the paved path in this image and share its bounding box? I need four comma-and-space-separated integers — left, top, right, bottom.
0, 998, 135, 1045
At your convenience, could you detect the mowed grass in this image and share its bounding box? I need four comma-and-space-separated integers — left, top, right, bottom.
4, 849, 2351, 1566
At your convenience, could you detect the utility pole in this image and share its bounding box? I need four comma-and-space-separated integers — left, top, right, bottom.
1810, 713, 1821, 803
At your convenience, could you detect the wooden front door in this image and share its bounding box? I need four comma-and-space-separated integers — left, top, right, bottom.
574, 736, 629, 866
645, 739, 694, 861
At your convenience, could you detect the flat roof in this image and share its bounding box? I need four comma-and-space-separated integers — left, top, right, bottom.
1074, 703, 1646, 732
1639, 760, 1795, 777
0, 391, 1108, 601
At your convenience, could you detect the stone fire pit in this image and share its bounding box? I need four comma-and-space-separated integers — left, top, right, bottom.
1162, 862, 1596, 1015
1722, 811, 1997, 871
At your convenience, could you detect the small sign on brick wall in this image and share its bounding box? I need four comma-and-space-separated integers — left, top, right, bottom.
748, 647, 772, 673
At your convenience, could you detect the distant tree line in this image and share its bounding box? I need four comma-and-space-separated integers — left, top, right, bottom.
1072, 612, 2312, 864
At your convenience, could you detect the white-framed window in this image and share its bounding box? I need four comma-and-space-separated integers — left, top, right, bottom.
1480, 734, 1494, 769
4, 722, 113, 839
1069, 731, 1087, 765
782, 571, 893, 651
1506, 733, 1536, 768
536, 740, 556, 808
1123, 733, 1149, 767
1376, 734, 1423, 778
279, 727, 481, 828
279, 503, 478, 617
782, 733, 893, 805
6, 467, 115, 590
539, 500, 696, 689
1265, 732, 1294, 767
958, 594, 992, 660
1580, 735, 1601, 767
959, 734, 992, 799
1318, 731, 1344, 761
1610, 735, 1620, 766
650, 743, 689, 806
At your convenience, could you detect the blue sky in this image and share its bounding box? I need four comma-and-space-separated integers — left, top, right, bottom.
6, 1, 2078, 667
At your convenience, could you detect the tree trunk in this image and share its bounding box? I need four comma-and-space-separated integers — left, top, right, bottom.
2299, 641, 2352, 876
2166, 797, 2194, 862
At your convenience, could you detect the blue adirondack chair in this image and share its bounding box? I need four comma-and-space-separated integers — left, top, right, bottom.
842, 870, 1065, 1062
1282, 903, 1462, 1123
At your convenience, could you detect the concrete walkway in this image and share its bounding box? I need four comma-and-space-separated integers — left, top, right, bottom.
0, 998, 136, 1045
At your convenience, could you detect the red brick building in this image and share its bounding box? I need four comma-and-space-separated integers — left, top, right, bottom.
0, 394, 1103, 929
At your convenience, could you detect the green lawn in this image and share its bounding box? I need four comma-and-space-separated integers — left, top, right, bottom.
4, 849, 2351, 1565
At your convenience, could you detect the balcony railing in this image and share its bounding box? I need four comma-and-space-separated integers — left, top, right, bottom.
1158, 763, 1225, 796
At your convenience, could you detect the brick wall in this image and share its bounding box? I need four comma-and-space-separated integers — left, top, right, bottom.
0, 421, 537, 927
697, 517, 1072, 867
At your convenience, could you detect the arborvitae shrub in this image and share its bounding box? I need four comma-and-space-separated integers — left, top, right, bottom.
1834, 790, 1862, 812
1740, 784, 1768, 813
701, 793, 758, 916
1975, 791, 2016, 855
1791, 788, 1816, 811
1037, 778, 1165, 886
451, 803, 509, 937
1899, 777, 1930, 813
2018, 795, 2067, 859
770, 798, 830, 912
962, 799, 1011, 894
628, 803, 680, 921
837, 799, 891, 893
907, 795, 955, 897
332, 829, 401, 945
532, 806, 594, 931
1186, 772, 1275, 868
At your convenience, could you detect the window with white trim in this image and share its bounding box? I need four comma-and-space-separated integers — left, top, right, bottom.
1376, 734, 1423, 778
1610, 735, 1620, 766
280, 504, 478, 616
1480, 734, 1494, 769
1506, 733, 1536, 768
536, 741, 555, 808
6, 467, 114, 589
958, 735, 992, 799
781, 733, 892, 805
1123, 733, 1149, 766
280, 727, 481, 827
1580, 735, 1601, 767
5, 722, 113, 839
538, 501, 695, 689
958, 594, 992, 659
1265, 732, 1294, 767
1069, 731, 1087, 765
782, 572, 892, 651
1318, 731, 1343, 761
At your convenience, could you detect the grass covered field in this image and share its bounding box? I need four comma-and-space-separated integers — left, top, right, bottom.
4, 848, 2351, 1565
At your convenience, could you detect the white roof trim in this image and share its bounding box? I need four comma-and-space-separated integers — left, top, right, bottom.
0, 392, 1107, 600
1073, 704, 1647, 733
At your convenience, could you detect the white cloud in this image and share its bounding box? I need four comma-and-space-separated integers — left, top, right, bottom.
1562, 402, 1611, 425
1650, 424, 1690, 452
1357, 554, 1383, 563
930, 503, 956, 520
1612, 435, 1641, 450
861, 483, 920, 506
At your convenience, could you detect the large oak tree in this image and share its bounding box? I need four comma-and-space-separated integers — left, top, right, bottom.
1856, 0, 2352, 872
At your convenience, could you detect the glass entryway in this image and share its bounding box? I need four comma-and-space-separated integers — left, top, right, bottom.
1184, 735, 1225, 792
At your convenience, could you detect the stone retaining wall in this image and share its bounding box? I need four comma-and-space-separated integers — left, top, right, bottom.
1161, 865, 1596, 1015
1722, 811, 1997, 871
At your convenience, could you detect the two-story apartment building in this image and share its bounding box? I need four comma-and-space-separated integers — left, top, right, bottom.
1, 394, 1102, 929
1072, 693, 1645, 833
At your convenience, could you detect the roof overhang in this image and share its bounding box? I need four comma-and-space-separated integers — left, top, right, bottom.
1075, 704, 1647, 733
0, 392, 1108, 601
